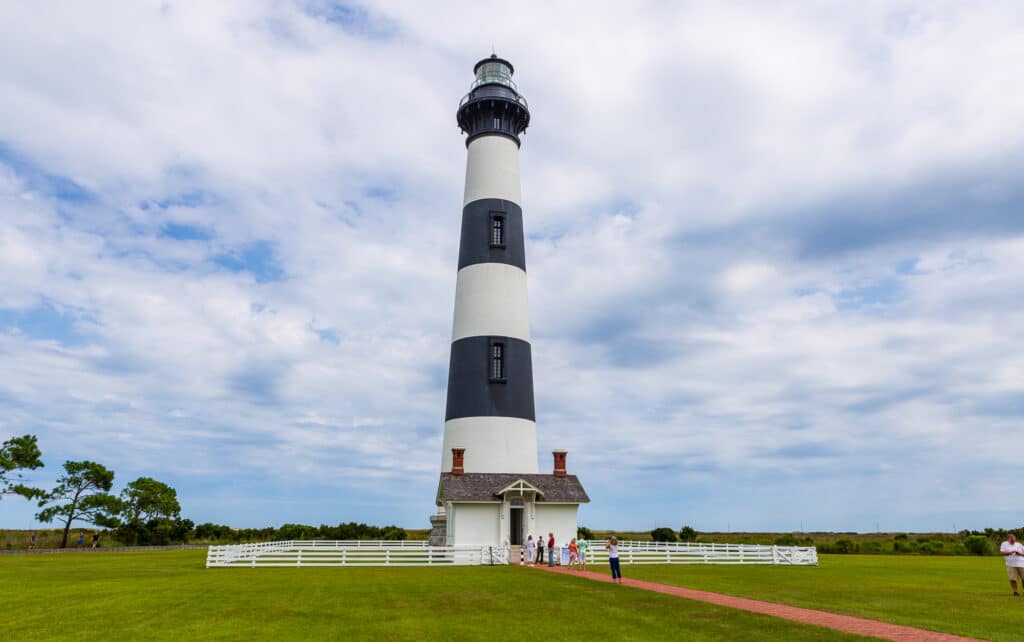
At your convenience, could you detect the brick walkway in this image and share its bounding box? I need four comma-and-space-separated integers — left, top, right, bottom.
533, 565, 983, 642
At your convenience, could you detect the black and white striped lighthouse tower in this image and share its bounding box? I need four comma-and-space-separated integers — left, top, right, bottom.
441, 55, 537, 475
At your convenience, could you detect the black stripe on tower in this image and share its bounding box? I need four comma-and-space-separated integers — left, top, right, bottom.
458, 198, 525, 271
445, 336, 535, 421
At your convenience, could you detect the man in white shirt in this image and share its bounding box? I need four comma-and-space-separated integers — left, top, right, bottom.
1000, 533, 1024, 596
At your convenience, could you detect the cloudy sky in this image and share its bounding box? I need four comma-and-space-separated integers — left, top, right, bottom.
1, 1, 1022, 533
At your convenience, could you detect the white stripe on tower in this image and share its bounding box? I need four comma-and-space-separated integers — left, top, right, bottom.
463, 135, 522, 206
451, 262, 530, 343
442, 54, 538, 474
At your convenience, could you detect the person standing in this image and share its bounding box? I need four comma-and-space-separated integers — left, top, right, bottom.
77, 532, 84, 548
547, 532, 556, 567
29, 532, 37, 550
91, 531, 100, 549
535, 534, 544, 565
568, 538, 579, 569
525, 535, 536, 567
605, 536, 622, 584
578, 538, 589, 570
1001, 533, 1024, 596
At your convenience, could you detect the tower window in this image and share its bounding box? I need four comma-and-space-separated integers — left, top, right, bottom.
493, 116, 502, 129
490, 215, 505, 247
490, 342, 505, 381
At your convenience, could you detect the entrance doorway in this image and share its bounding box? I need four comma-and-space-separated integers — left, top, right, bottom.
509, 507, 523, 545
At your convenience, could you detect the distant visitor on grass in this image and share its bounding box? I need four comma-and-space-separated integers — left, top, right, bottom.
606, 536, 622, 584
1000, 533, 1024, 596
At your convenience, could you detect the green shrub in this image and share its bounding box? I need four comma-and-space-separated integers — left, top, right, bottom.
860, 541, 881, 554
650, 527, 678, 542
964, 535, 990, 556
833, 539, 857, 554
774, 534, 799, 546
678, 525, 698, 542
577, 526, 594, 540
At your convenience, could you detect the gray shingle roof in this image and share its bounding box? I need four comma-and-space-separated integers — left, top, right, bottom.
436, 472, 590, 504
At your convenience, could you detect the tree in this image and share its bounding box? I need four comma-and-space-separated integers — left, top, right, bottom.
577, 525, 594, 540
679, 525, 698, 542
119, 477, 181, 522
36, 460, 120, 548
1, 434, 45, 500
650, 527, 678, 542
113, 477, 184, 546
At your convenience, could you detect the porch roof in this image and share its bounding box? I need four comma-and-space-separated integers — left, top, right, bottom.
436, 472, 590, 504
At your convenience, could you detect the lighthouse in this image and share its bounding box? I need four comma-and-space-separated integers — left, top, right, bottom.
430, 55, 588, 552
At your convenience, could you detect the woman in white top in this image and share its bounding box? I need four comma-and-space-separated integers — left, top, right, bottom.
524, 535, 536, 566
605, 536, 622, 584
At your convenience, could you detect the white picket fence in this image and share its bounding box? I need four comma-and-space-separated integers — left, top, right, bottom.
206, 539, 816, 568
579, 541, 817, 566
205, 540, 508, 568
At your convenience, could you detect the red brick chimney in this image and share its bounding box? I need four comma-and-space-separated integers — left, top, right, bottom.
553, 450, 567, 477
451, 448, 465, 476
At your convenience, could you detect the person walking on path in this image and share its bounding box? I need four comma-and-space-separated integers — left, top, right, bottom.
547, 532, 556, 567
77, 532, 84, 548
568, 538, 580, 569
91, 531, 100, 549
525, 535, 536, 566
605, 536, 622, 584
29, 532, 37, 549
578, 538, 588, 570
1001, 533, 1024, 595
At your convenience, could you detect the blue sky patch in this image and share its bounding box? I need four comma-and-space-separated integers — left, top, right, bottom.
0, 140, 94, 204
213, 240, 286, 283
300, 1, 397, 38
0, 304, 97, 346
160, 222, 215, 241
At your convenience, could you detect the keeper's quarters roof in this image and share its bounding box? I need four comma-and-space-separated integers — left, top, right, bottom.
437, 472, 589, 504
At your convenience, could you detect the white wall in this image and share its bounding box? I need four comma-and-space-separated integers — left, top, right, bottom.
534, 504, 580, 549
450, 502, 500, 546
463, 135, 521, 206
451, 262, 530, 342
441, 416, 538, 474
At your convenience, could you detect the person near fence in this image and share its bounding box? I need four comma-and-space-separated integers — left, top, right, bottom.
525, 535, 536, 566
568, 538, 580, 569
547, 532, 555, 567
1001, 533, 1024, 596
535, 535, 544, 564
29, 532, 37, 549
578, 538, 588, 570
606, 536, 622, 583
91, 531, 100, 549
77, 532, 84, 548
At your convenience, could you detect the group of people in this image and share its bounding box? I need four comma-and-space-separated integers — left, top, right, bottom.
522, 534, 623, 584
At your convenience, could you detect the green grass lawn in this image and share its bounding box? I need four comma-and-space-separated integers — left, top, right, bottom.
625, 554, 1019, 641
0, 550, 868, 641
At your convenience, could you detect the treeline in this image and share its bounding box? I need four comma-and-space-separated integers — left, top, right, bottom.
2, 434, 191, 547
4, 433, 414, 549
193, 522, 409, 544
633, 524, 1022, 556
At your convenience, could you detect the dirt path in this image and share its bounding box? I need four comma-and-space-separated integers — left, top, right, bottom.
533, 565, 983, 642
